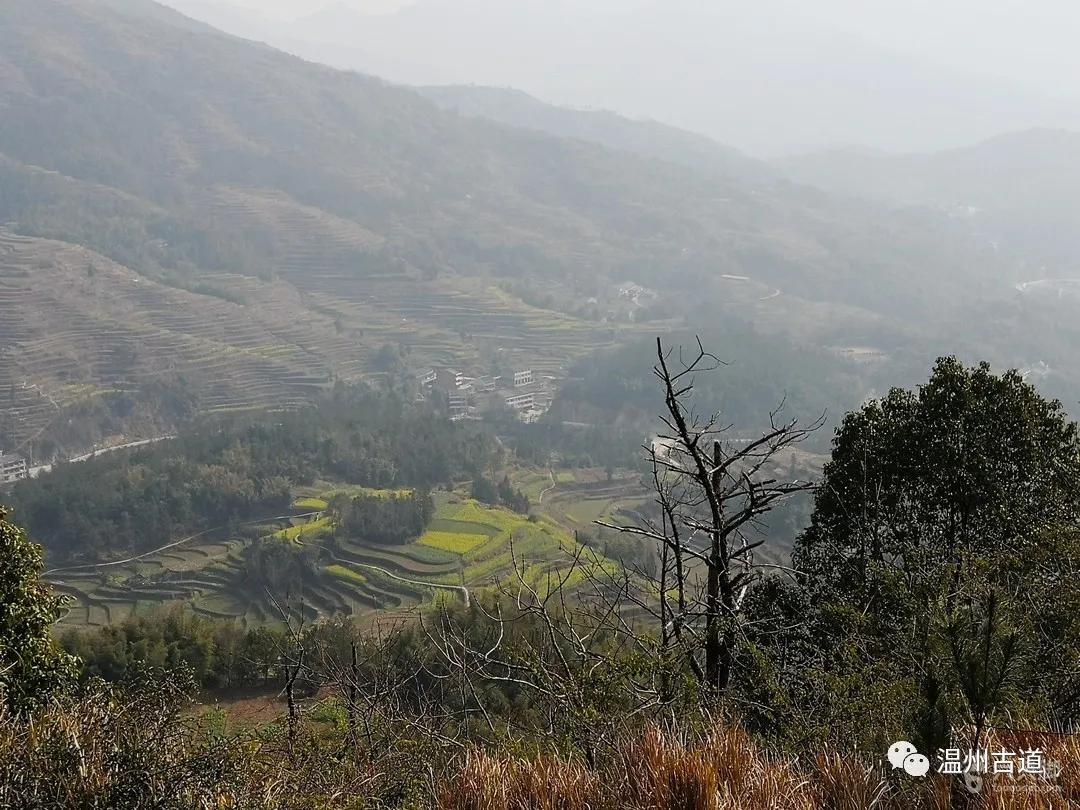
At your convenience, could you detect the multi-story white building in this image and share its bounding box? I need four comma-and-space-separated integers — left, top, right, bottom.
503, 391, 535, 411
513, 369, 534, 387
0, 452, 28, 485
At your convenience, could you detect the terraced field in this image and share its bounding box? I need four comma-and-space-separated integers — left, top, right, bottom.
0, 223, 642, 454
44, 488, 595, 628
0, 231, 332, 452
516, 467, 653, 532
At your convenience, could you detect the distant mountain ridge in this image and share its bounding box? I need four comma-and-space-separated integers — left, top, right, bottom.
779, 128, 1080, 269
418, 85, 770, 184
159, 0, 1080, 155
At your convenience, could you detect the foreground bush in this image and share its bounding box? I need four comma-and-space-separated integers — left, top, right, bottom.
0, 679, 386, 809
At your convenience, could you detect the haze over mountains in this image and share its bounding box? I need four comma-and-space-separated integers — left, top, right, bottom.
426, 81, 1080, 287
158, 0, 1080, 156
782, 129, 1080, 271
4, 6, 1080, 800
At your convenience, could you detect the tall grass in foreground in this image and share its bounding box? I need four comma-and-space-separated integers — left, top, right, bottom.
0, 687, 1075, 808
438, 725, 1078, 810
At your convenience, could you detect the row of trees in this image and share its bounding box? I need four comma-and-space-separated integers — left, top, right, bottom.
470, 475, 530, 514
58, 607, 287, 690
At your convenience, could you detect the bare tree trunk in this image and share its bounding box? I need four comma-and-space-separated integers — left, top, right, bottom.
347, 642, 359, 752
602, 336, 819, 698
285, 647, 305, 757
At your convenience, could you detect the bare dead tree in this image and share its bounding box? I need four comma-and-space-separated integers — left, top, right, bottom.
264, 587, 309, 757
284, 645, 305, 755
347, 642, 360, 751
599, 337, 821, 695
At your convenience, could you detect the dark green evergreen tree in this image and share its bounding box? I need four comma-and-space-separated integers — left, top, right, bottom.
0, 508, 77, 714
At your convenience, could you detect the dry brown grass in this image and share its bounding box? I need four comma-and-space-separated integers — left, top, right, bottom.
437, 724, 1080, 810
2, 689, 1075, 809
436, 750, 600, 810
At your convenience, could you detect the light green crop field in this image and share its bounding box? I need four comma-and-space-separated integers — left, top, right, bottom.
419, 530, 489, 554
325, 564, 366, 585
272, 516, 333, 542
315, 485, 415, 500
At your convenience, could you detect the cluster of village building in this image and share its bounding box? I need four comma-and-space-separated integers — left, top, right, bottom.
0, 450, 28, 485
418, 367, 553, 423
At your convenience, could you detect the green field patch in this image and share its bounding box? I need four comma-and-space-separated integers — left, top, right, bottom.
272, 516, 332, 542
292, 496, 329, 510
85, 605, 110, 626
428, 518, 503, 538
118, 560, 162, 577
443, 500, 521, 533
333, 544, 458, 575
321, 575, 380, 611
325, 564, 366, 585
192, 592, 243, 617
419, 530, 488, 555
337, 536, 456, 566
151, 554, 217, 574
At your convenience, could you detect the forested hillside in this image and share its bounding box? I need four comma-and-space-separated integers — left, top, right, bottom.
0, 0, 1029, 456
8, 386, 492, 565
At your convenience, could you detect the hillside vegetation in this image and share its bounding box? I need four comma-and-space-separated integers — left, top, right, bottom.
8, 386, 492, 565
1, 360, 1078, 808
0, 0, 1029, 454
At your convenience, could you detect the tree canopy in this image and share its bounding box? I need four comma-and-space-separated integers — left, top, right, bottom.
787, 357, 1080, 747
0, 508, 76, 714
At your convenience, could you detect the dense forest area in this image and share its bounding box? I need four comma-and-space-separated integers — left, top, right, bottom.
334, 491, 435, 546
7, 385, 494, 565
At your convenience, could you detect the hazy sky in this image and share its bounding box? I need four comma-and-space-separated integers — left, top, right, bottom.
192, 0, 1080, 91
200, 0, 414, 19
163, 0, 1080, 154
